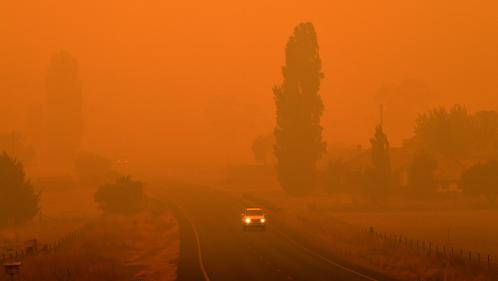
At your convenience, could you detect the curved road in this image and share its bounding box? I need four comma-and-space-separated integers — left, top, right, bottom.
161, 184, 397, 281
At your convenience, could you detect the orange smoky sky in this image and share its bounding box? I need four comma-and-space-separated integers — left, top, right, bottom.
1, 0, 497, 176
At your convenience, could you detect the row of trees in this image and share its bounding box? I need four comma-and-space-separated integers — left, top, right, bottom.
325, 150, 498, 204
271, 22, 498, 204
410, 106, 498, 159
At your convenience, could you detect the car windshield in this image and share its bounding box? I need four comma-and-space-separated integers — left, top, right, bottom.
246, 209, 263, 216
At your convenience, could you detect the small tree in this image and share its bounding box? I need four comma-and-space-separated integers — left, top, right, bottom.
364, 125, 391, 202
0, 152, 40, 227
460, 161, 498, 205
406, 151, 437, 198
94, 176, 146, 214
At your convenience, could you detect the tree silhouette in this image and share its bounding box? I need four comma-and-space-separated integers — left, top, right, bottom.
460, 161, 498, 205
0, 152, 40, 227
274, 22, 325, 195
406, 151, 437, 198
46, 51, 82, 160
412, 106, 498, 159
94, 176, 146, 214
251, 135, 274, 164
364, 125, 391, 202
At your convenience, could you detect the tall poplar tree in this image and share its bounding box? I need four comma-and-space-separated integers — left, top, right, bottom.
46, 51, 82, 160
274, 22, 325, 195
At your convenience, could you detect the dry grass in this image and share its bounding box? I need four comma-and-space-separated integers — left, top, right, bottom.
0, 185, 179, 281
0, 211, 179, 281
229, 184, 498, 281
333, 210, 498, 258
272, 206, 496, 281
0, 186, 96, 253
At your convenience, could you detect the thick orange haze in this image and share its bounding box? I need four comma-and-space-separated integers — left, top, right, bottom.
1, 0, 498, 178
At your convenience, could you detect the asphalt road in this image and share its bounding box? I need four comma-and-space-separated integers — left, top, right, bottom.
162, 185, 396, 281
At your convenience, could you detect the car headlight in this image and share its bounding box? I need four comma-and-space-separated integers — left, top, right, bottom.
245, 218, 251, 224
261, 218, 265, 223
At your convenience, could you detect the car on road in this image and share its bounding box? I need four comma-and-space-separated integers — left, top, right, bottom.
241, 208, 266, 230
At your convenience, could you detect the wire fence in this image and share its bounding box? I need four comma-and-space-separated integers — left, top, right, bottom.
0, 226, 88, 263
364, 227, 498, 273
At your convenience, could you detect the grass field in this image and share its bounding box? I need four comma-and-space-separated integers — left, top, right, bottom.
333, 210, 498, 259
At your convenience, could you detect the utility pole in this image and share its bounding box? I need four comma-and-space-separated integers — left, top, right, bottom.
380, 104, 384, 127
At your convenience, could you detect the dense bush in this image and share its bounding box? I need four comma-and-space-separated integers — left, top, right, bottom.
94, 176, 146, 214
0, 152, 40, 227
460, 161, 498, 205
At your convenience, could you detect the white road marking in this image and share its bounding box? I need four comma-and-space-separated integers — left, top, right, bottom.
177, 205, 212, 281
239, 195, 381, 281
272, 228, 380, 281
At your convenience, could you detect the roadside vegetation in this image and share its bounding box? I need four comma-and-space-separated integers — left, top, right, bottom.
0, 150, 179, 281
0, 153, 40, 228
94, 176, 147, 214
